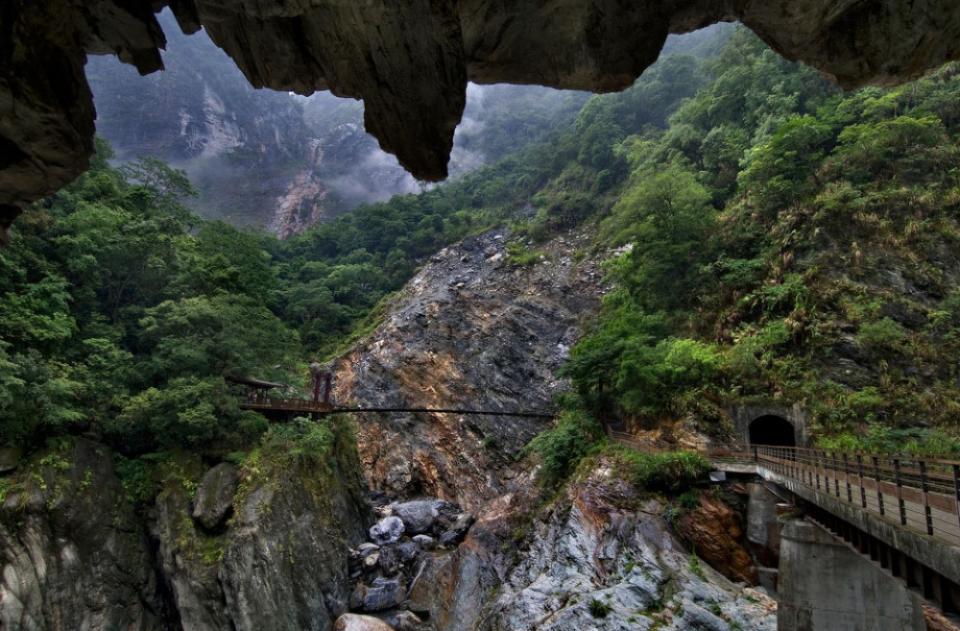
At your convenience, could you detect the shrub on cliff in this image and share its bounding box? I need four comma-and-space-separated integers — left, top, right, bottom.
527, 409, 605, 487
611, 448, 710, 494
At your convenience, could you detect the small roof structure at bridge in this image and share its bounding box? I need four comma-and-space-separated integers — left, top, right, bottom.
226, 375, 288, 390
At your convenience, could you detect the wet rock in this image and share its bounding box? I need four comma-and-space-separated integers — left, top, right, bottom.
397, 541, 419, 563
377, 543, 402, 575
0, 447, 21, 474
191, 462, 239, 531
370, 516, 406, 545
351, 576, 406, 612
334, 613, 396, 631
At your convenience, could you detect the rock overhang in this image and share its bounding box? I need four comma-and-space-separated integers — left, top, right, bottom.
3, 0, 960, 228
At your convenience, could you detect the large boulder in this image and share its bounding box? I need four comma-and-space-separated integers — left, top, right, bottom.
334, 613, 396, 631
191, 462, 239, 531
351, 576, 407, 612
390, 500, 448, 534
369, 516, 405, 545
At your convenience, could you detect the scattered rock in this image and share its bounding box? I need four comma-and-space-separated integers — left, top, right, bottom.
351, 576, 406, 612
334, 613, 396, 631
370, 516, 405, 545
191, 462, 239, 531
391, 499, 446, 534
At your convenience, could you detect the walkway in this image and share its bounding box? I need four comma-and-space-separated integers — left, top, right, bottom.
607, 428, 960, 602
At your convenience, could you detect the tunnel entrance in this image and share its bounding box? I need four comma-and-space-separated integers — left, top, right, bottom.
749, 415, 796, 447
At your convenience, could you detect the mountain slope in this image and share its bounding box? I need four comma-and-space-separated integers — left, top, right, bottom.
87, 12, 590, 235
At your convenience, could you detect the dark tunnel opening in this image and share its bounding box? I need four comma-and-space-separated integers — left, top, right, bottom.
748, 415, 796, 447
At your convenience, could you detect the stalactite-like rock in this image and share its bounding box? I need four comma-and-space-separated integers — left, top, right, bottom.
3, 0, 960, 223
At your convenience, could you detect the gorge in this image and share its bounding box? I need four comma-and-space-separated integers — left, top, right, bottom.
5, 4, 960, 631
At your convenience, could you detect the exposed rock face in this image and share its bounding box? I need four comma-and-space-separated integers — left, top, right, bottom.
5, 1, 960, 223
331, 229, 605, 509
0, 433, 370, 631
407, 461, 777, 631
675, 492, 758, 585
192, 462, 239, 531
0, 438, 166, 631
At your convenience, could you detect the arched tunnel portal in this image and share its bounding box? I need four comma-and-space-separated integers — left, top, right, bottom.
748, 414, 797, 447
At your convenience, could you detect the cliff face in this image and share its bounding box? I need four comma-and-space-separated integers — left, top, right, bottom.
4, 0, 960, 229
407, 461, 776, 631
0, 431, 369, 631
331, 229, 605, 509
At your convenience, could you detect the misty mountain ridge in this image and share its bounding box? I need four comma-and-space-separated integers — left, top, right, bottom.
89, 13, 732, 237
87, 12, 590, 236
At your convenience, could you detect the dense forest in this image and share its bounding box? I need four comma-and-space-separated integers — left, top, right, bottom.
5, 25, 960, 469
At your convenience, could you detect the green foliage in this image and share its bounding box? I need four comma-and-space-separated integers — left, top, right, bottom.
565, 26, 960, 447
856, 317, 906, 351
817, 426, 960, 457
610, 448, 710, 494
527, 410, 605, 487
505, 242, 543, 266
588, 598, 613, 619
0, 146, 298, 452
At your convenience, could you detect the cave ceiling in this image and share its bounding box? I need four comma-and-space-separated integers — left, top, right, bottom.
2, 0, 960, 230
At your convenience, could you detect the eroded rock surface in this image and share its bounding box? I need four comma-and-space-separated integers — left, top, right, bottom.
675, 492, 758, 585
407, 461, 777, 631
5, 0, 960, 222
0, 438, 166, 631
331, 229, 605, 508
0, 433, 370, 631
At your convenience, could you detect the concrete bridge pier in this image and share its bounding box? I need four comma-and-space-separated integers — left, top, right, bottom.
777, 519, 927, 631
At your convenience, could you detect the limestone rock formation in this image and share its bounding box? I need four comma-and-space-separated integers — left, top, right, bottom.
4, 0, 960, 227
331, 229, 605, 509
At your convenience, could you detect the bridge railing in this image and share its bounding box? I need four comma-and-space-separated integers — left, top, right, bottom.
752, 445, 960, 547
603, 426, 960, 547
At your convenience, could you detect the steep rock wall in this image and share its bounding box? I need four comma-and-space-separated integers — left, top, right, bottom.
0, 432, 369, 631
331, 229, 604, 509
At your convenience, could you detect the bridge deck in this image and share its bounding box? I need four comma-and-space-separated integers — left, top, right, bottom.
607, 430, 960, 583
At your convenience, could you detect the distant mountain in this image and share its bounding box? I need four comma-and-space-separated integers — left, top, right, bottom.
87, 11, 589, 236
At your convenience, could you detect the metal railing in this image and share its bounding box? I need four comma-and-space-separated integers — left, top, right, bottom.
750, 445, 960, 547
603, 425, 960, 548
